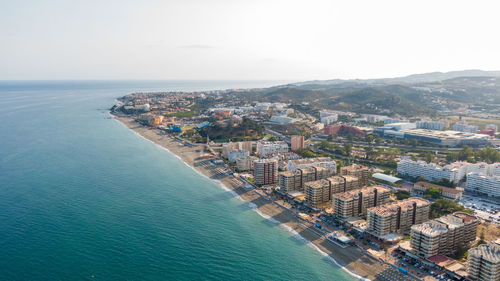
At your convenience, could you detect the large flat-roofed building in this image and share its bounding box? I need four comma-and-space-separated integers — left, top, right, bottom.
256, 141, 288, 157
288, 157, 336, 174
367, 198, 430, 237
401, 129, 489, 147
279, 166, 329, 193
332, 185, 391, 219
397, 157, 469, 184
340, 164, 370, 186
253, 158, 278, 186
412, 181, 464, 201
468, 241, 500, 281
410, 212, 479, 258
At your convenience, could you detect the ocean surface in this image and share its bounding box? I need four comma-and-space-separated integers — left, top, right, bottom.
0, 81, 355, 281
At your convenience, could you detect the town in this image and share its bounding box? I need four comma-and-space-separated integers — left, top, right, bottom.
111, 85, 500, 281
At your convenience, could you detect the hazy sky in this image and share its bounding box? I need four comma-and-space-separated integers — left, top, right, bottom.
1, 0, 499, 80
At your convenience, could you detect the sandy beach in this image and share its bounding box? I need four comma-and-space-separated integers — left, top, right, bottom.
114, 115, 403, 281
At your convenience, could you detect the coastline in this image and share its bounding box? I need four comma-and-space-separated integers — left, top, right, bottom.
113, 115, 391, 281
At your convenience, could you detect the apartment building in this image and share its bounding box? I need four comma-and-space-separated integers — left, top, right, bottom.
332, 185, 390, 219
327, 175, 360, 194
397, 157, 468, 184
466, 173, 500, 197
416, 120, 445, 130
410, 212, 479, 258
256, 141, 288, 157
228, 150, 249, 163
290, 135, 305, 152
305, 179, 331, 207
367, 198, 430, 237
340, 164, 370, 186
222, 141, 253, 159
236, 156, 257, 172
278, 166, 329, 193
468, 241, 500, 281
287, 157, 336, 174
253, 158, 278, 185
453, 122, 478, 133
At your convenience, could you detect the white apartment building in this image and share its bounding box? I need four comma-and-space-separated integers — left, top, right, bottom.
320, 114, 338, 125
453, 123, 478, 133
466, 173, 500, 197
256, 141, 288, 157
416, 120, 445, 130
287, 157, 337, 174
222, 141, 253, 159
228, 150, 249, 163
397, 157, 468, 183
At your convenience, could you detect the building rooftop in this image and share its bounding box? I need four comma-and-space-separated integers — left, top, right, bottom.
412, 220, 448, 237
305, 179, 329, 189
341, 164, 369, 172
289, 157, 334, 165
372, 173, 402, 183
414, 181, 463, 194
333, 185, 389, 201
469, 242, 500, 263
453, 212, 478, 223
342, 175, 358, 182
368, 198, 429, 216
327, 176, 345, 184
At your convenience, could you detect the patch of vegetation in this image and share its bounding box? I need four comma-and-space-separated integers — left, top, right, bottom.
430, 199, 473, 219
395, 190, 412, 200
447, 146, 500, 163
200, 117, 263, 141
424, 187, 441, 199
166, 111, 198, 118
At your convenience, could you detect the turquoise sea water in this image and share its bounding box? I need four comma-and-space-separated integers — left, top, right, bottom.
0, 81, 355, 281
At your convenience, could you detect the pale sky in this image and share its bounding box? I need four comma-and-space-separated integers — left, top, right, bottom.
1, 0, 499, 80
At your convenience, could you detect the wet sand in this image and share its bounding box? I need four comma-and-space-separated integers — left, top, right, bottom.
114, 115, 403, 281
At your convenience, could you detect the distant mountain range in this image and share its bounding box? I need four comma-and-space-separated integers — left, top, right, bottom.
234, 70, 500, 117
291, 69, 500, 86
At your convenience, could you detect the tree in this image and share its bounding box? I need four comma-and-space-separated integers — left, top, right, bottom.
424, 187, 441, 199
396, 190, 411, 200
425, 152, 434, 163
430, 199, 473, 218
343, 143, 353, 157
268, 136, 278, 142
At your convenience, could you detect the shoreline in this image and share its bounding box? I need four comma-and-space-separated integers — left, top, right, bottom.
112, 115, 393, 281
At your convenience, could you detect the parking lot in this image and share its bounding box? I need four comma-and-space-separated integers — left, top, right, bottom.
458, 194, 500, 224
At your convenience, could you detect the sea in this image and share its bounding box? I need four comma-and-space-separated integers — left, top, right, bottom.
0, 80, 355, 281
